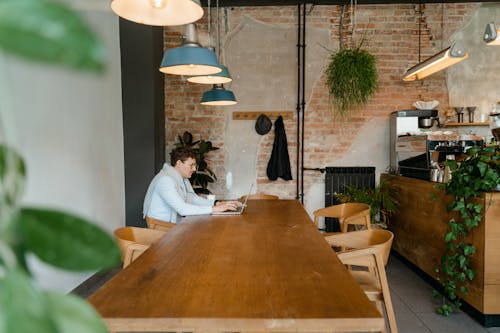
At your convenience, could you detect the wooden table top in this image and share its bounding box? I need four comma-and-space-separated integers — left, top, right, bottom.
88, 200, 383, 332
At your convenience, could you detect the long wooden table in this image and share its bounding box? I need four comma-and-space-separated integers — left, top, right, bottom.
88, 200, 383, 332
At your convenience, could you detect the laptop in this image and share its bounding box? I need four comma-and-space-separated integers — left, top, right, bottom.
212, 183, 253, 216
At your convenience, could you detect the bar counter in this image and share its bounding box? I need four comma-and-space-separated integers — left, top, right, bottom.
382, 174, 500, 325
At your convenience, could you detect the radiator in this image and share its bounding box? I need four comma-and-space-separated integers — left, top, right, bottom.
324, 167, 375, 232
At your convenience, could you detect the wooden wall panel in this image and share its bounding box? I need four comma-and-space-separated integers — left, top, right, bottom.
383, 174, 500, 314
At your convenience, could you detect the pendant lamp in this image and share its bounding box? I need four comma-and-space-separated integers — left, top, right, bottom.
200, 84, 237, 105
199, 0, 237, 105
402, 42, 468, 81
187, 64, 232, 84
160, 24, 221, 76
484, 22, 500, 45
187, 0, 233, 84
110, 0, 203, 26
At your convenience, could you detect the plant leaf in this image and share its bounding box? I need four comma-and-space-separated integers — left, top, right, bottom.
44, 291, 109, 333
0, 269, 57, 333
0, 0, 104, 71
0, 144, 26, 208
18, 207, 120, 271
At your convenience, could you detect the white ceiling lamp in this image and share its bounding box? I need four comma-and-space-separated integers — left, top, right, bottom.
110, 0, 203, 26
484, 22, 500, 45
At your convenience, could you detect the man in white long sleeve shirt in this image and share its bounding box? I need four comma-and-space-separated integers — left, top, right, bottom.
143, 147, 239, 223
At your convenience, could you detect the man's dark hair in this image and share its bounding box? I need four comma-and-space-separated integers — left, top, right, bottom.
170, 147, 196, 166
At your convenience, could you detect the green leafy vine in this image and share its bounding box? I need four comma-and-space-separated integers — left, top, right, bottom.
434, 146, 500, 316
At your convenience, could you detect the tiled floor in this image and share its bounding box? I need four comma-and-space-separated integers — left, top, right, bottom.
386, 255, 500, 333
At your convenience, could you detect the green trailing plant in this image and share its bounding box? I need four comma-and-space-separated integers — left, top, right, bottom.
0, 1, 120, 332
174, 131, 219, 195
433, 146, 500, 316
337, 179, 400, 225
325, 40, 378, 116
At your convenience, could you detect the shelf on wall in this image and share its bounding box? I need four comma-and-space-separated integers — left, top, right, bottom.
232, 111, 294, 121
442, 122, 489, 127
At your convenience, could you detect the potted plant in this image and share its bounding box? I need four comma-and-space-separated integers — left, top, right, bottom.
174, 131, 219, 194
325, 39, 378, 117
337, 179, 400, 227
434, 146, 500, 316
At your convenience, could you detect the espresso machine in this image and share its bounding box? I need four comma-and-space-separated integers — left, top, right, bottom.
390, 110, 484, 181
389, 110, 437, 179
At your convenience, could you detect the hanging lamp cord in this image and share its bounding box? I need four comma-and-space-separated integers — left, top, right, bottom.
418, 1, 422, 62
207, 0, 211, 48
216, 0, 221, 58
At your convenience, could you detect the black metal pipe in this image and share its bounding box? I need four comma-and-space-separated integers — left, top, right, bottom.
303, 167, 326, 173
295, 2, 301, 200
300, 0, 306, 204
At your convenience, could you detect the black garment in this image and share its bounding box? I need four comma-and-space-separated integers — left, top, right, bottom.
266, 116, 292, 181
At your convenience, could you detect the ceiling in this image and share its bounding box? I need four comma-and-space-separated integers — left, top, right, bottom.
204, 0, 497, 7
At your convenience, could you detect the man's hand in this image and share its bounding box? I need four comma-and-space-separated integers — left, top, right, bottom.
216, 200, 242, 207
212, 201, 239, 212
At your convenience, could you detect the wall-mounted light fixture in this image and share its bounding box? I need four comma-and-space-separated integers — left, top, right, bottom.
402, 42, 469, 81
200, 84, 237, 105
111, 0, 203, 26
160, 24, 221, 76
484, 22, 500, 45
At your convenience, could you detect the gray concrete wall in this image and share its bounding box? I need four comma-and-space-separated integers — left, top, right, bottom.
0, 2, 124, 291
448, 3, 500, 130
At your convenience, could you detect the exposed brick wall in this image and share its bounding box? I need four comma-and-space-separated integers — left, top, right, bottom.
163, 3, 479, 199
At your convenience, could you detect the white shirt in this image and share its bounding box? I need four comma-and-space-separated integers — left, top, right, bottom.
143, 164, 214, 223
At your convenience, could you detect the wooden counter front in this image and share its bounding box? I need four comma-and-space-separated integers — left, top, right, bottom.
382, 174, 500, 315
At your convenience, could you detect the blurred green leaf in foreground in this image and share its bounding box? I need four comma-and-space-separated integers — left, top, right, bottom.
0, 1, 117, 332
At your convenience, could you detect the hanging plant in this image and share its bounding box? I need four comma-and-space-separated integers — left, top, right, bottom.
433, 146, 500, 316
325, 44, 378, 116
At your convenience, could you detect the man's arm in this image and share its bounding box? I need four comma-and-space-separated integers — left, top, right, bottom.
156, 177, 213, 216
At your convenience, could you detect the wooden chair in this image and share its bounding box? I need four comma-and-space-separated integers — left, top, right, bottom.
325, 230, 397, 333
313, 203, 371, 232
146, 216, 176, 232
240, 193, 279, 200
113, 227, 165, 268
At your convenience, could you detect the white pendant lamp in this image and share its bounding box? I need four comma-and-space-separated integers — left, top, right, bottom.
160, 24, 221, 76
484, 22, 500, 45
111, 0, 203, 26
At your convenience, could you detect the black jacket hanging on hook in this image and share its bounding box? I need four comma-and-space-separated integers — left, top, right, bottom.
266, 116, 292, 181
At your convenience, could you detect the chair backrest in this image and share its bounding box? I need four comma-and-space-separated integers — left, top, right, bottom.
240, 193, 279, 200
324, 229, 394, 265
336, 243, 398, 333
313, 203, 371, 232
146, 216, 176, 232
113, 226, 165, 267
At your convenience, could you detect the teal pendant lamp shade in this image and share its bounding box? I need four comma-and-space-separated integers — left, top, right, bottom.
160, 24, 221, 76
187, 65, 232, 84
111, 0, 203, 26
201, 84, 237, 106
